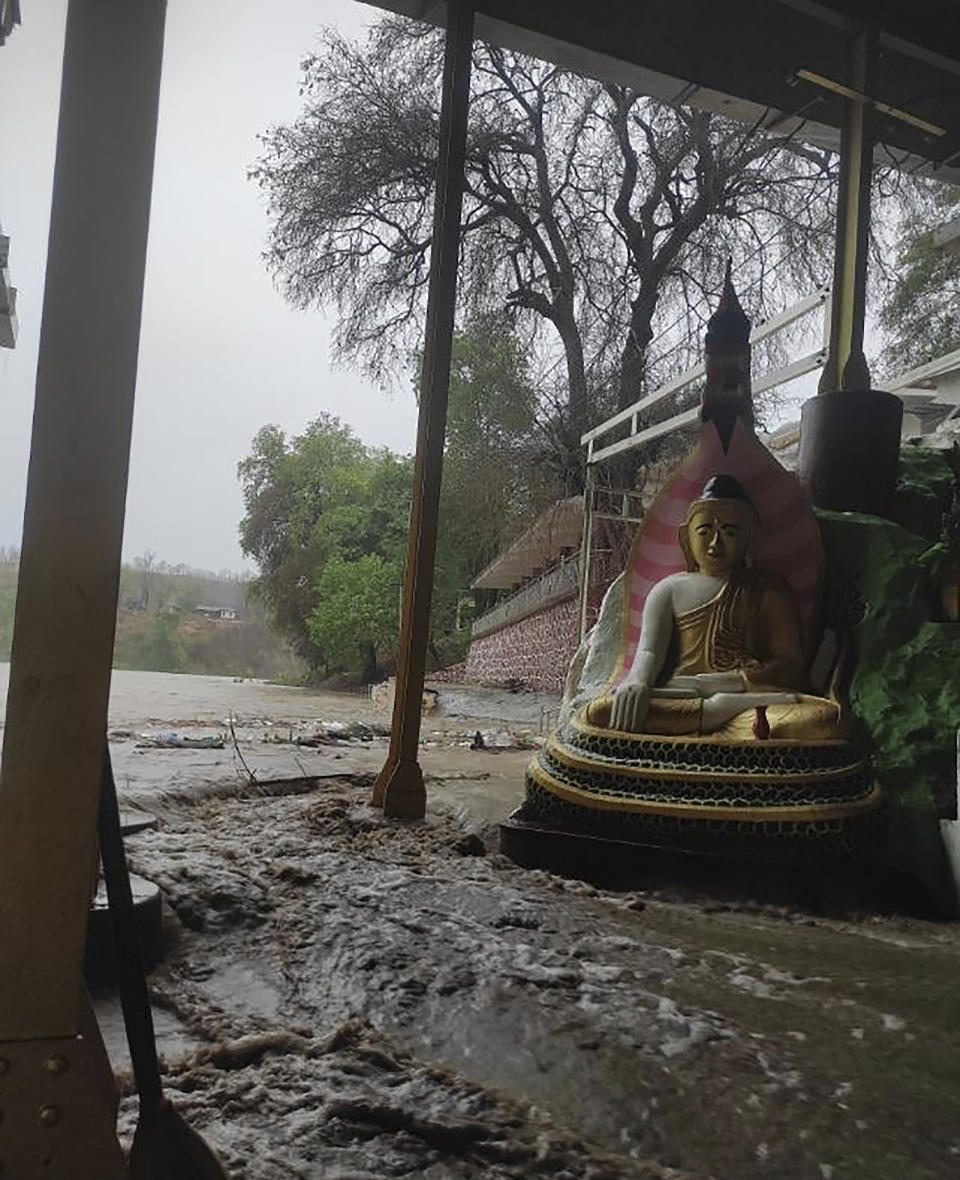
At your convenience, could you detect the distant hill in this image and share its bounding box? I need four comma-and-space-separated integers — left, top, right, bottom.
116, 559, 251, 616
0, 559, 302, 681
0, 562, 16, 661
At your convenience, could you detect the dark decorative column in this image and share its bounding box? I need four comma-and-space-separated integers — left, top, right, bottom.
798, 26, 903, 516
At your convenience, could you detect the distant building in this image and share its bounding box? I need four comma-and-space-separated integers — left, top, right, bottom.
194, 605, 239, 621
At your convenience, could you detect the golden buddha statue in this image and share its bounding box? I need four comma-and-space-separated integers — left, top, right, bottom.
584, 473, 842, 741
510, 265, 882, 859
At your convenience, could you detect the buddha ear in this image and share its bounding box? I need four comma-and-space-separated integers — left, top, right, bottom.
743, 513, 757, 567
678, 524, 697, 571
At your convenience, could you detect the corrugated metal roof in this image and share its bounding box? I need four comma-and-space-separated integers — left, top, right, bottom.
363, 1, 960, 185
471, 495, 584, 590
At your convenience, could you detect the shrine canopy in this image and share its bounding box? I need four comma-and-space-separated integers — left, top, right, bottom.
361, 0, 960, 185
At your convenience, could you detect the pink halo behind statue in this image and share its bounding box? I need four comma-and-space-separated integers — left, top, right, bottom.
617, 417, 823, 684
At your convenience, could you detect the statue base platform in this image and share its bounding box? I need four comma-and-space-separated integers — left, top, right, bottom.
84, 872, 163, 986
496, 713, 960, 915
527, 713, 884, 859
500, 807, 950, 919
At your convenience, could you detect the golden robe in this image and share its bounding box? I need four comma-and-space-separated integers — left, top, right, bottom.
587, 570, 841, 740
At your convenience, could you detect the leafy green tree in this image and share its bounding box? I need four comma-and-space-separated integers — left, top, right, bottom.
238, 415, 371, 671
141, 613, 187, 673
434, 316, 558, 644
114, 613, 186, 673
238, 415, 413, 677
171, 576, 204, 613
238, 325, 555, 678
879, 186, 960, 377
308, 554, 402, 680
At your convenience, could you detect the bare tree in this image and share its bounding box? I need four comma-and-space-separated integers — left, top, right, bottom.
252, 17, 837, 484
133, 548, 158, 613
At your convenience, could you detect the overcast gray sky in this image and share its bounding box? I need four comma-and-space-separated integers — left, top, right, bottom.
1, 2, 847, 577
0, 0, 417, 573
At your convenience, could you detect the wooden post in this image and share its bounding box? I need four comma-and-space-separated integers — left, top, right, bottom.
373, 0, 475, 819
0, 0, 165, 1040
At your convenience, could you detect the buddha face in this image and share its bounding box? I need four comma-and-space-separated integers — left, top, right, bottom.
683, 499, 754, 576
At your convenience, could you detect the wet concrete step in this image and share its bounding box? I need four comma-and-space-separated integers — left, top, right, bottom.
84, 872, 163, 986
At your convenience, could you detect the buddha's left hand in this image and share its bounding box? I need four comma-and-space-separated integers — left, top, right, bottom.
667, 672, 745, 695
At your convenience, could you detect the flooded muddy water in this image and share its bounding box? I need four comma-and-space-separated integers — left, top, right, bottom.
116, 780, 960, 1180
0, 663, 559, 733
4, 665, 960, 1177
0, 663, 552, 812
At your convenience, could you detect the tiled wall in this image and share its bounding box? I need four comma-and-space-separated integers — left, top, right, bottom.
464, 572, 612, 693
465, 596, 581, 692
429, 660, 467, 683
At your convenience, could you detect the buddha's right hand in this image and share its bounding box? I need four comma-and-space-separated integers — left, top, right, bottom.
610, 683, 652, 733
668, 672, 745, 695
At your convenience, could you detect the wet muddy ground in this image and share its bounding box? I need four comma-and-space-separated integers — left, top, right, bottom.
113, 775, 960, 1180
5, 668, 959, 1177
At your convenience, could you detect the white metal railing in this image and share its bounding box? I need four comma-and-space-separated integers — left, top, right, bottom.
472, 552, 581, 637
581, 286, 831, 466
880, 346, 960, 395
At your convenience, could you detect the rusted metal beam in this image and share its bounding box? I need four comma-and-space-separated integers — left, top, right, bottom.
373, 0, 475, 818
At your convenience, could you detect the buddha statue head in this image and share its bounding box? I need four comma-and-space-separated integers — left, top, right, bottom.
679, 474, 757, 576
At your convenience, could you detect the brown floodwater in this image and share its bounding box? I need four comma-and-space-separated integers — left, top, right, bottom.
5, 664, 960, 1178
0, 662, 374, 729
0, 662, 558, 731
0, 662, 554, 809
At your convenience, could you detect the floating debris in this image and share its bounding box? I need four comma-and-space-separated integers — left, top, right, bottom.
261, 719, 390, 746
372, 677, 439, 715
136, 732, 225, 750
461, 728, 539, 752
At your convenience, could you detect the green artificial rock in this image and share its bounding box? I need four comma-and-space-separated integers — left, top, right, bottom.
895, 444, 955, 507
817, 508, 958, 895
889, 445, 956, 541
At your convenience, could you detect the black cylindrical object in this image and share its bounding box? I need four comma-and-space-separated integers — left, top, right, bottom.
798, 390, 903, 516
